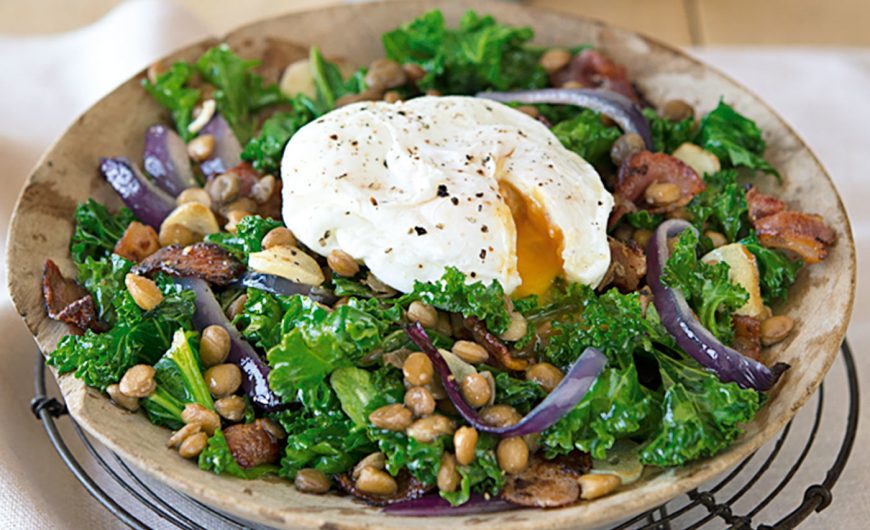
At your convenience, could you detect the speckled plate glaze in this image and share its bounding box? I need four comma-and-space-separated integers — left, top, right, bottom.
5, 1, 855, 528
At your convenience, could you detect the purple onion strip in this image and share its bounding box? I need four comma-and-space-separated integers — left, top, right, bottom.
406, 323, 606, 437
383, 493, 518, 516
143, 124, 197, 196
476, 88, 653, 150
100, 157, 175, 229
235, 271, 338, 306
198, 114, 242, 178
175, 277, 285, 411
646, 219, 789, 391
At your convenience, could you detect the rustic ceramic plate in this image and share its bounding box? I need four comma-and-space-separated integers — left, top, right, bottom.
5, 0, 856, 528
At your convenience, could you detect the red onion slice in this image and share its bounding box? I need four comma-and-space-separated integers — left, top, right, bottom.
100, 157, 175, 229
143, 124, 197, 196
235, 271, 338, 306
175, 277, 285, 411
476, 88, 653, 149
198, 114, 242, 178
406, 323, 606, 437
646, 219, 789, 391
383, 493, 518, 516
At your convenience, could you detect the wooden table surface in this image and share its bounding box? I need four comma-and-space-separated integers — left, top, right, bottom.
2, 0, 870, 47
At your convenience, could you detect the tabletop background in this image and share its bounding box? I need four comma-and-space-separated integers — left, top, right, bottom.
0, 1, 866, 528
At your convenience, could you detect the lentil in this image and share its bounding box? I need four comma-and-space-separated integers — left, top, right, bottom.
451, 340, 489, 364
214, 395, 246, 422
204, 363, 242, 398
454, 426, 479, 466
178, 432, 208, 459
369, 404, 413, 431
460, 373, 492, 408
539, 48, 572, 73
761, 315, 794, 346
404, 386, 436, 417
355, 467, 398, 497
295, 468, 331, 494
181, 403, 221, 435
106, 384, 139, 412
327, 249, 360, 277
497, 437, 529, 474
406, 415, 455, 442
525, 363, 564, 393
403, 351, 434, 386
200, 325, 231, 367
262, 227, 296, 249
406, 301, 438, 328
437, 453, 460, 493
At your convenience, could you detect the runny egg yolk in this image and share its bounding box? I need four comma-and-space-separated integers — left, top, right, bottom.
500, 181, 565, 298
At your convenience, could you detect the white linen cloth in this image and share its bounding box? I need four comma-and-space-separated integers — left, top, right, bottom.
0, 1, 865, 528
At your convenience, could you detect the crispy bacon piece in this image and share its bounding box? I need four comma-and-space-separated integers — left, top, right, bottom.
616, 151, 706, 213
746, 187, 786, 223
599, 237, 647, 292
42, 259, 100, 332
755, 211, 837, 264
132, 242, 244, 285
463, 316, 529, 371
501, 452, 593, 507
550, 49, 641, 103
732, 315, 762, 360
336, 470, 432, 506
223, 420, 281, 468
113, 221, 160, 262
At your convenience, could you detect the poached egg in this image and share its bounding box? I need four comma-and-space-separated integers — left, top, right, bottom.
281, 96, 613, 296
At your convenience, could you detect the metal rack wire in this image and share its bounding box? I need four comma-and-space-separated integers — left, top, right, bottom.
31, 340, 859, 530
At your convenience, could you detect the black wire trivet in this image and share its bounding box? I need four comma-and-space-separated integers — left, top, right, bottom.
30, 340, 859, 530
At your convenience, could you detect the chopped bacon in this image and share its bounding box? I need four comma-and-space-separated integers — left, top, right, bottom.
42, 259, 100, 332
617, 151, 706, 210
550, 49, 641, 103
132, 242, 244, 285
732, 315, 762, 360
223, 420, 281, 468
599, 237, 647, 292
501, 452, 593, 507
755, 211, 836, 264
463, 316, 528, 371
608, 195, 638, 230
113, 221, 160, 262
336, 470, 432, 506
746, 187, 786, 223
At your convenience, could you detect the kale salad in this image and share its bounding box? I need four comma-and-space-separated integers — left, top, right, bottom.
42, 9, 837, 513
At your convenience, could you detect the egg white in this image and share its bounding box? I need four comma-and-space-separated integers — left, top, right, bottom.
281, 96, 613, 294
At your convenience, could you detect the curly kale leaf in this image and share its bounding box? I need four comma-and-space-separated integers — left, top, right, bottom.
638, 353, 761, 466
643, 107, 696, 153
266, 296, 402, 399
382, 9, 547, 94
542, 363, 660, 460
695, 100, 778, 176
196, 44, 284, 143
204, 214, 283, 261
741, 233, 803, 303
402, 266, 510, 334
142, 62, 201, 141
440, 434, 505, 506
551, 109, 622, 167
70, 199, 135, 265
661, 230, 748, 344
47, 279, 196, 391
687, 170, 749, 243
76, 253, 133, 325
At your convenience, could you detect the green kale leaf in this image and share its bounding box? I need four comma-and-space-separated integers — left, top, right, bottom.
368, 428, 446, 486
199, 428, 279, 479
638, 353, 760, 466
142, 62, 201, 141
330, 366, 379, 427
47, 279, 196, 391
486, 369, 545, 414
196, 44, 284, 143
695, 100, 778, 176
741, 233, 803, 303
542, 363, 659, 460
273, 385, 375, 479
662, 230, 748, 344
643, 108, 696, 153
70, 199, 135, 265
204, 214, 283, 261
382, 9, 547, 94
402, 266, 510, 334
624, 210, 665, 231
440, 434, 505, 506
76, 253, 133, 325
240, 105, 314, 174
551, 109, 622, 167
233, 288, 293, 351
687, 169, 749, 242
267, 296, 400, 399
